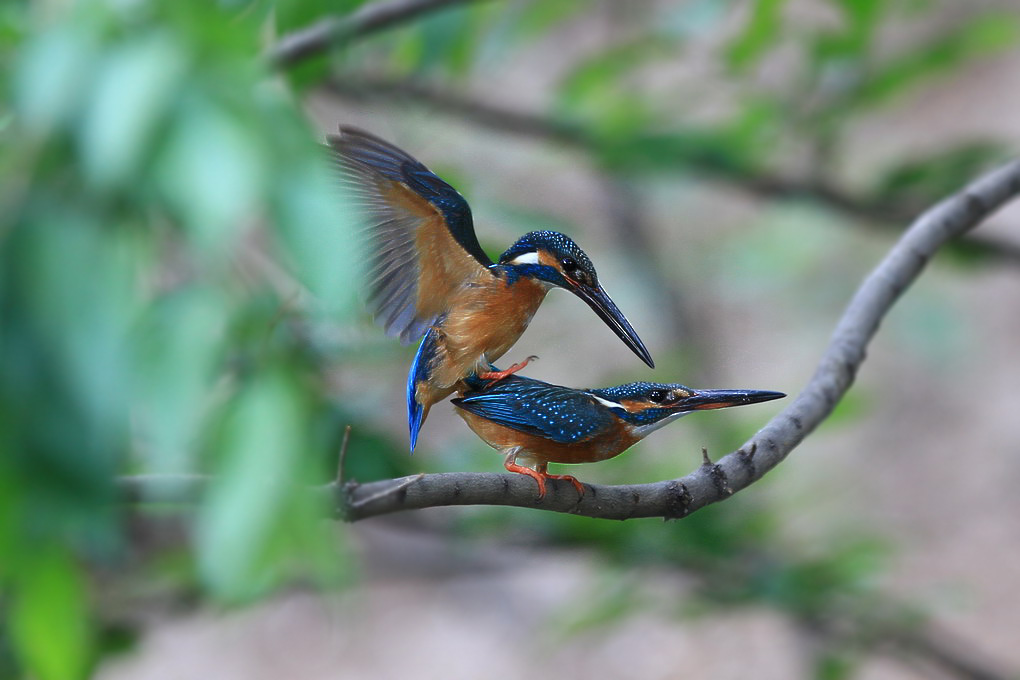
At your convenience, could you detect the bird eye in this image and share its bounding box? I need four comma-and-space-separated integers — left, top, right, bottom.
648, 389, 666, 403
559, 256, 578, 272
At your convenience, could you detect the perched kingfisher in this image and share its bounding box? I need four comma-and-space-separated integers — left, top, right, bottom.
328, 127, 654, 450
452, 373, 785, 497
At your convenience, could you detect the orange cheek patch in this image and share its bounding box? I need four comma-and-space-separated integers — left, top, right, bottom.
619, 399, 650, 413
536, 250, 558, 268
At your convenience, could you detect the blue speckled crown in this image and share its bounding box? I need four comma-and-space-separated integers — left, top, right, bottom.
498, 230, 595, 274
589, 382, 692, 401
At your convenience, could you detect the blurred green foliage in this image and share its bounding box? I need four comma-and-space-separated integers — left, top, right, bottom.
1, 1, 366, 676
2, 0, 1017, 677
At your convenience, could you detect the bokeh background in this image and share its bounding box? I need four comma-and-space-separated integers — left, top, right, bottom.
3, 0, 1020, 678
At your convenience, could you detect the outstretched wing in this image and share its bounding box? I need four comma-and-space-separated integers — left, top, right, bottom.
327, 126, 493, 344
452, 376, 612, 444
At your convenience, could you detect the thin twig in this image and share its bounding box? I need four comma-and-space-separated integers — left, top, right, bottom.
336, 424, 352, 484
268, 0, 488, 68
349, 472, 425, 509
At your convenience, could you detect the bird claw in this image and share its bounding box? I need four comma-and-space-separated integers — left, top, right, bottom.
478, 355, 538, 384
504, 459, 548, 497
503, 458, 585, 499
543, 472, 585, 497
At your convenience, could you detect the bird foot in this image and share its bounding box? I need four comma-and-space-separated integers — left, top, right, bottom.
503, 458, 585, 499
504, 459, 548, 498
479, 356, 538, 384
542, 473, 585, 497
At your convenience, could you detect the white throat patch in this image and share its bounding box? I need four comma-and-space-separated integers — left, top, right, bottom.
630, 410, 691, 438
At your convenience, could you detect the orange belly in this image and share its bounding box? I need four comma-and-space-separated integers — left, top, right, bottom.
456, 410, 640, 465
422, 275, 549, 400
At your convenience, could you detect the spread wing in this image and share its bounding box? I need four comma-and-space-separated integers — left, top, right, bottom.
452, 376, 612, 444
327, 126, 494, 344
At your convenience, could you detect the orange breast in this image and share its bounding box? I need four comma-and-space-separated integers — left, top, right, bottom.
456, 410, 640, 465
432, 274, 549, 388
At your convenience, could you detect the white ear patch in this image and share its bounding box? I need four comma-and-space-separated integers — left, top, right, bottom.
510, 251, 540, 265
591, 395, 624, 410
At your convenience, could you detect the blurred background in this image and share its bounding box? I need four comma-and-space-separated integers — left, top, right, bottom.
3, 0, 1020, 678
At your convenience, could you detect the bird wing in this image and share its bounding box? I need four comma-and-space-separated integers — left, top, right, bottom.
327, 126, 493, 344
452, 376, 612, 444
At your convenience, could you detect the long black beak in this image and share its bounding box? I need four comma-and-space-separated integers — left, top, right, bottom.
571, 283, 655, 368
677, 388, 786, 412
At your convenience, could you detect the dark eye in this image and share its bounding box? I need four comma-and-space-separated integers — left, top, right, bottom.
648, 389, 666, 403
559, 256, 578, 272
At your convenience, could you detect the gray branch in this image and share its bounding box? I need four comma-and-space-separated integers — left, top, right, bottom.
268, 0, 487, 68
119, 156, 1020, 522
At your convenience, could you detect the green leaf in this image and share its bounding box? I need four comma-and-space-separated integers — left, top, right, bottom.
849, 13, 1020, 108
133, 286, 228, 474
9, 548, 92, 680
814, 648, 858, 680
196, 371, 313, 601
509, 0, 587, 40
550, 572, 643, 639
79, 33, 187, 189
273, 157, 362, 320
275, 0, 366, 36
558, 37, 674, 115
418, 4, 479, 77
13, 25, 98, 137
281, 51, 331, 91
726, 0, 788, 71
822, 0, 883, 59
875, 142, 1006, 207
21, 211, 138, 452
596, 128, 755, 176
156, 98, 266, 249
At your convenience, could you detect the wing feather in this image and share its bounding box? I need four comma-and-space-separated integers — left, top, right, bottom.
328, 126, 493, 344
453, 376, 612, 444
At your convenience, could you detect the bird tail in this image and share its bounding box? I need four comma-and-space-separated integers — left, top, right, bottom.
407, 328, 440, 452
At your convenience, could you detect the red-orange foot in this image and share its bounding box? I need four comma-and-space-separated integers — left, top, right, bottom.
536, 462, 585, 497
505, 459, 547, 498
543, 473, 585, 497
478, 356, 538, 383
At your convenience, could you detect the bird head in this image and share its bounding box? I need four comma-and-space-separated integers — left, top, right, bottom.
498, 230, 654, 368
588, 382, 785, 436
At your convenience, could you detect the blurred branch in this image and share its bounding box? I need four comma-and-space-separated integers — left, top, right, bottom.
117, 155, 1020, 519
676, 544, 1016, 680
597, 172, 714, 382
328, 75, 591, 142
325, 76, 1020, 264
801, 613, 1013, 680
268, 0, 488, 68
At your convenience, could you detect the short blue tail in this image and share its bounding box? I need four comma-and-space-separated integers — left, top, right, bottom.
407, 329, 439, 452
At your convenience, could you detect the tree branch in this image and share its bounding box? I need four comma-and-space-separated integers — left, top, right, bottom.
325, 76, 1020, 265
119, 155, 1020, 521
268, 0, 487, 68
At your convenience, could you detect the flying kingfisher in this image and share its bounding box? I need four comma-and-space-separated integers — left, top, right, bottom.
328, 127, 654, 450
453, 373, 785, 497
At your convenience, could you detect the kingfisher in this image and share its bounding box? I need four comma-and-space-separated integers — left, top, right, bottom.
328, 126, 654, 450
452, 373, 785, 497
